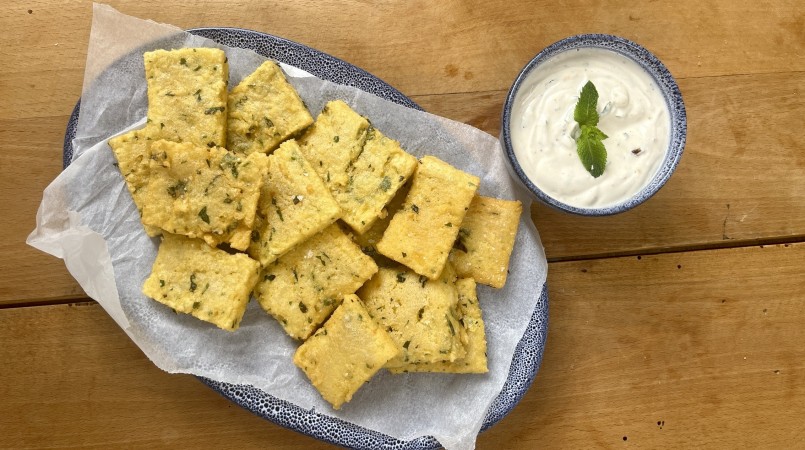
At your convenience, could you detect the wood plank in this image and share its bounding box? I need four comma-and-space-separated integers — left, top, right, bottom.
1, 1, 803, 104
479, 242, 805, 448
79, 1, 805, 91
1, 243, 804, 448
414, 71, 805, 260
0, 301, 336, 449
0, 116, 86, 306
2, 0, 803, 304
6, 70, 805, 303
0, 3, 88, 305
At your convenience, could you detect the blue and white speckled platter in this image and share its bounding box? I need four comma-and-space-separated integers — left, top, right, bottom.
63, 28, 549, 449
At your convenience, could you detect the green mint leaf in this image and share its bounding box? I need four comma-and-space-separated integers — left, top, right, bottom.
574, 81, 599, 127
573, 82, 608, 178
582, 124, 608, 141
576, 126, 607, 178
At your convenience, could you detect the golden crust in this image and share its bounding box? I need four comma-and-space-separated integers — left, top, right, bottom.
293, 294, 398, 409
227, 61, 313, 155
350, 180, 412, 268
358, 264, 466, 368
144, 48, 229, 148
388, 278, 487, 373
449, 196, 522, 288
140, 140, 267, 251
253, 224, 378, 340
298, 100, 370, 188
299, 101, 416, 234
338, 127, 417, 233
108, 127, 161, 236
247, 139, 341, 266
376, 156, 479, 279
142, 233, 260, 331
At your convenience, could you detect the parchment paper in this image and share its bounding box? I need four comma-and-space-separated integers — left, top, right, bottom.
27, 4, 547, 449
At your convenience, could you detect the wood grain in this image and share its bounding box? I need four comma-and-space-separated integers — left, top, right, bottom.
30, 0, 802, 97
0, 301, 335, 449
2, 0, 804, 304
532, 70, 805, 259
414, 70, 805, 260
479, 242, 805, 448
1, 1, 803, 446
6, 70, 804, 304
0, 2, 805, 304
0, 114, 86, 305
0, 1, 88, 305
2, 243, 803, 448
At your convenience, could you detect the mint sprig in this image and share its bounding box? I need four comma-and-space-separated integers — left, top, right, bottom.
573, 81, 608, 178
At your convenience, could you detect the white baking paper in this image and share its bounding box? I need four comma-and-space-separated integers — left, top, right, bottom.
27, 4, 547, 449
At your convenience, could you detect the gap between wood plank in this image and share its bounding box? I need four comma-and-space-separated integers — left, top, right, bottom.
547, 234, 805, 263
407, 69, 805, 99
0, 298, 94, 310
5, 237, 804, 310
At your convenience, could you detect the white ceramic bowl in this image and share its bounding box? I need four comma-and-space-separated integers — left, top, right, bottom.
501, 34, 686, 215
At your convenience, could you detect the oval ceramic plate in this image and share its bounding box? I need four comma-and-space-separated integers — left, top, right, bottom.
63, 27, 549, 449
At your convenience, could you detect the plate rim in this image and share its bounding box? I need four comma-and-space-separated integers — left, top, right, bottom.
62, 26, 549, 449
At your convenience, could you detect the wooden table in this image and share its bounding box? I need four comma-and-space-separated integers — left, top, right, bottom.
2, 1, 803, 448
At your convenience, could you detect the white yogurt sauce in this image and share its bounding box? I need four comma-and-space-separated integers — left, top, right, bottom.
510, 47, 671, 208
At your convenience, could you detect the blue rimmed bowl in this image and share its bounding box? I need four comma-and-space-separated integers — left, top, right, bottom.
501, 34, 686, 216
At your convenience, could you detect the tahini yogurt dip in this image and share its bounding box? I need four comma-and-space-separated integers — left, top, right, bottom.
510, 47, 671, 209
